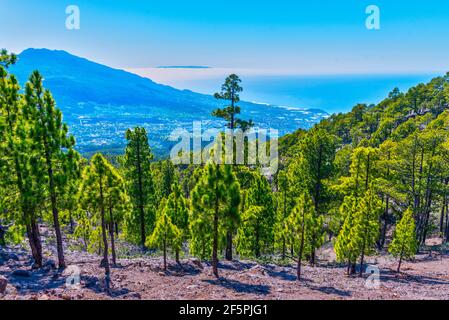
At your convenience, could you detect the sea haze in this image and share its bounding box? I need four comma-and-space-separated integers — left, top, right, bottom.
132, 70, 438, 114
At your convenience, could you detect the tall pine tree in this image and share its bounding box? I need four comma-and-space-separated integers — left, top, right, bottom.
122, 127, 155, 248
191, 162, 240, 277
79, 154, 122, 290
165, 182, 189, 263
389, 208, 417, 272
24, 71, 78, 268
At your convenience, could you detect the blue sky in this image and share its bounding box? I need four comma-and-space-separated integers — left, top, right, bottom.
2, 0, 449, 74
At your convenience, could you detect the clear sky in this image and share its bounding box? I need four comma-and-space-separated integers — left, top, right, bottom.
2, 0, 449, 74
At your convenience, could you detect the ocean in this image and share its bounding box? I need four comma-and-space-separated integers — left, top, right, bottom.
158, 74, 439, 114
129, 65, 440, 115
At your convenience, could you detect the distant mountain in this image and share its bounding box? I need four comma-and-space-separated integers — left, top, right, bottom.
10, 48, 328, 156
157, 66, 211, 69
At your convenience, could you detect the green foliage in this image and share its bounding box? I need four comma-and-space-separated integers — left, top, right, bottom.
334, 189, 382, 273
212, 74, 253, 131
164, 182, 189, 260
3, 54, 449, 280
334, 195, 360, 268
190, 162, 240, 276
77, 153, 126, 269
237, 172, 274, 258
122, 127, 155, 246
159, 160, 176, 200
23, 70, 80, 267
389, 208, 417, 269
288, 192, 323, 258
146, 207, 181, 269
72, 209, 93, 251
0, 49, 17, 68
296, 128, 338, 218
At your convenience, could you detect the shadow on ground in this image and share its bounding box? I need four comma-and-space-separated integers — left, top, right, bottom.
203, 278, 270, 295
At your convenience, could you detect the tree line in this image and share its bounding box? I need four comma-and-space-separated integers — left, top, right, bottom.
2, 49, 449, 288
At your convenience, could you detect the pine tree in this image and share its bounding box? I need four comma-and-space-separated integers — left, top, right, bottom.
287, 192, 319, 280
0, 49, 17, 68
236, 205, 263, 257
297, 128, 337, 264
0, 64, 44, 267
78, 154, 121, 290
160, 160, 176, 199
24, 70, 78, 269
146, 208, 181, 271
275, 170, 291, 259
189, 202, 213, 260
212, 74, 253, 131
59, 155, 82, 233
237, 172, 274, 258
337, 146, 379, 197
165, 182, 189, 263
354, 188, 382, 275
105, 169, 129, 266
72, 209, 93, 252
191, 162, 240, 277
334, 195, 360, 275
212, 75, 253, 260
389, 208, 417, 272
334, 190, 382, 275
122, 127, 155, 248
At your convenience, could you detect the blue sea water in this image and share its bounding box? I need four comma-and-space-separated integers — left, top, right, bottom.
171, 74, 440, 114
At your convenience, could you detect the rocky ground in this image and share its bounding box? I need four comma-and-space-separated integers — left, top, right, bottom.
1, 234, 449, 300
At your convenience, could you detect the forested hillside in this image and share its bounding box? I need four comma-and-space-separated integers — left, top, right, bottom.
1, 48, 449, 299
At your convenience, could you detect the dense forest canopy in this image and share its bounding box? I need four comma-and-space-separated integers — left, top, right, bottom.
2, 48, 449, 285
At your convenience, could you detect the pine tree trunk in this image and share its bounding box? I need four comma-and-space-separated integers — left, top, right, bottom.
359, 248, 365, 276
282, 190, 287, 260
351, 263, 356, 274
176, 249, 180, 264
43, 140, 65, 269
346, 259, 351, 276
26, 219, 43, 268
163, 238, 167, 270
445, 209, 449, 243
397, 255, 403, 273
282, 238, 286, 260
99, 178, 110, 291
255, 221, 260, 258
136, 138, 146, 249
310, 246, 315, 266
212, 199, 219, 278
0, 226, 5, 247
109, 207, 116, 266
440, 200, 446, 235
380, 195, 389, 249
311, 146, 323, 267
397, 245, 405, 273
225, 230, 233, 261
202, 238, 206, 260
69, 210, 74, 234
297, 218, 306, 281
